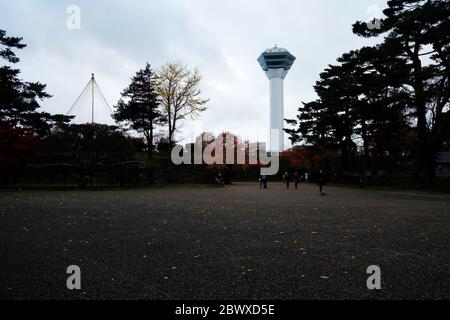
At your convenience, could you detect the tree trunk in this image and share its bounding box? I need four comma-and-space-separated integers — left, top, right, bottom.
144, 131, 151, 161
361, 120, 372, 185
168, 127, 173, 147
167, 103, 173, 148
341, 134, 354, 182
169, 110, 177, 149
146, 127, 154, 185
411, 53, 430, 186
149, 127, 153, 160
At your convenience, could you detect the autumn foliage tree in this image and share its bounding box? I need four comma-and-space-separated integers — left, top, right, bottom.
0, 126, 40, 186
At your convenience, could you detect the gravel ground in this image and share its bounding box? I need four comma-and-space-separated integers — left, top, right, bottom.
1, 183, 449, 300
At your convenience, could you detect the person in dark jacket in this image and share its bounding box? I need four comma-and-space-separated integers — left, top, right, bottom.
283, 171, 290, 189
318, 170, 326, 196
293, 171, 300, 189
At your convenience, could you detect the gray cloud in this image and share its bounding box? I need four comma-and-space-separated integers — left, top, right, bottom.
1, 0, 387, 145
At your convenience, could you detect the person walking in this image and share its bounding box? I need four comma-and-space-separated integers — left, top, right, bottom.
283, 171, 290, 189
305, 172, 310, 183
293, 171, 300, 189
318, 169, 326, 196
259, 174, 268, 189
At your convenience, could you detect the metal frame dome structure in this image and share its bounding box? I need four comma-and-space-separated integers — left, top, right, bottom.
29, 74, 145, 188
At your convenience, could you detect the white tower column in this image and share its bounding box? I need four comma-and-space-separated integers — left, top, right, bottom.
268, 72, 286, 152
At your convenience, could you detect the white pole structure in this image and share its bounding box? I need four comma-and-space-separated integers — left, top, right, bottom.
91, 73, 95, 123
258, 46, 296, 152
66, 73, 114, 124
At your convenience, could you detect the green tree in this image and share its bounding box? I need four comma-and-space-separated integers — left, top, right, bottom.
0, 30, 71, 186
287, 61, 359, 178
0, 29, 70, 135
113, 63, 166, 159
286, 45, 412, 180
353, 0, 450, 185
38, 124, 134, 167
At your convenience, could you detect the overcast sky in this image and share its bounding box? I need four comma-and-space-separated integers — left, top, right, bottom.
1, 0, 388, 146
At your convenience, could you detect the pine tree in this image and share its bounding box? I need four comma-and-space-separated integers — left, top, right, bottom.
353, 0, 450, 185
113, 63, 166, 159
286, 45, 412, 180
0, 29, 69, 135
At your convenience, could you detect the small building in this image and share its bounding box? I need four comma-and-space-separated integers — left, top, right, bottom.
436, 152, 450, 177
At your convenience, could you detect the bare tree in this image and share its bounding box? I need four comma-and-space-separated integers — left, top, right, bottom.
156, 63, 209, 147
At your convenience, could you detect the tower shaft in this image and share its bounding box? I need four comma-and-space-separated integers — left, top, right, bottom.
269, 76, 284, 152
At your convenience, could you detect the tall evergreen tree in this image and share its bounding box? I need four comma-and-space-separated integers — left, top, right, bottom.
113, 63, 166, 159
286, 45, 412, 180
0, 29, 69, 135
353, 0, 450, 185
286, 59, 361, 178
